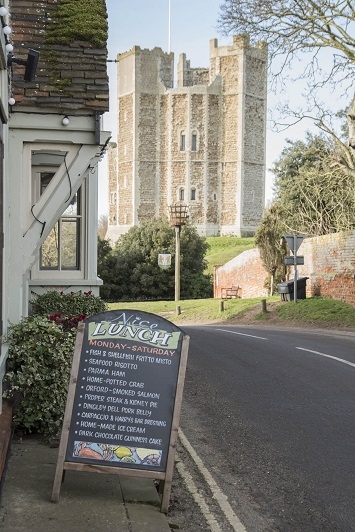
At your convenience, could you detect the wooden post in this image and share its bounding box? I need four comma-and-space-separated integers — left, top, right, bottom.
175, 226, 180, 302
219, 300, 224, 312
261, 299, 267, 313
161, 335, 189, 512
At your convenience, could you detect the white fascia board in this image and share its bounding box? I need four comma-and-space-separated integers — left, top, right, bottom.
9, 110, 96, 134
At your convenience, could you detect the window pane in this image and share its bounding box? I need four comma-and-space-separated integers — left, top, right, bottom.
39, 185, 82, 271
61, 218, 80, 269
180, 134, 185, 151
191, 188, 196, 200
40, 172, 55, 195
192, 134, 197, 151
179, 188, 185, 201
63, 190, 80, 216
40, 224, 59, 269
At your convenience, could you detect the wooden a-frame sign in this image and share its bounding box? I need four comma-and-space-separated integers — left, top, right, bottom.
51, 310, 189, 513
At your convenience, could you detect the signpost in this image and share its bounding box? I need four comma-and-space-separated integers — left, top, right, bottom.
158, 253, 171, 270
51, 310, 189, 513
284, 256, 304, 266
284, 234, 304, 303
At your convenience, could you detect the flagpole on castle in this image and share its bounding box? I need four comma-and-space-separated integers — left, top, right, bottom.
168, 0, 171, 54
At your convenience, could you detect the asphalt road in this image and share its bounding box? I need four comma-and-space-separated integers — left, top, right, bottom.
178, 325, 355, 531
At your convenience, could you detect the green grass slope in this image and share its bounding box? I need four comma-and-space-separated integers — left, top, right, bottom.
205, 236, 255, 274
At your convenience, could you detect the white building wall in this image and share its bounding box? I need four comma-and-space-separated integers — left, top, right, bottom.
6, 110, 109, 324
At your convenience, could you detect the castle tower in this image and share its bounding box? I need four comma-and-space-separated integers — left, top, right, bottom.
107, 36, 267, 239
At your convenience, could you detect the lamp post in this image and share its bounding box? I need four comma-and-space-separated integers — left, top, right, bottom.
168, 203, 189, 302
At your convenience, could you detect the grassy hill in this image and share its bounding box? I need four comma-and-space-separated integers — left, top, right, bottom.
204, 236, 255, 274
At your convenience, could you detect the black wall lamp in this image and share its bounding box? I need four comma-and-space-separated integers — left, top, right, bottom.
7, 49, 40, 82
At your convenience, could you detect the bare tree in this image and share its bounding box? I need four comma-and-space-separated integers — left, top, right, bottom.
219, 0, 355, 186
98, 214, 108, 240
219, 0, 355, 92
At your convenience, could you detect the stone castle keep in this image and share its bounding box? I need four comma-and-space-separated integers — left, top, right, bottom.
107, 35, 267, 239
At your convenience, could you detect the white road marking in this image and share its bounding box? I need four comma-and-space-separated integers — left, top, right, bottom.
175, 455, 223, 531
216, 328, 268, 340
295, 347, 355, 368
179, 428, 247, 532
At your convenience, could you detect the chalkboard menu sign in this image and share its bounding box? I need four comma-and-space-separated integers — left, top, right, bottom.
52, 310, 189, 511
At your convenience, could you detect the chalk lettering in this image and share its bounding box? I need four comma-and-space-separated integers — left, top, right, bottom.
84, 394, 105, 402
126, 426, 146, 434
129, 381, 144, 388
137, 391, 160, 399
149, 438, 162, 445
88, 368, 110, 375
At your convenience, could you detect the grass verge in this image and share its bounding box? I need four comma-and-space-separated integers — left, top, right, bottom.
107, 296, 355, 329
276, 297, 355, 327
108, 297, 266, 324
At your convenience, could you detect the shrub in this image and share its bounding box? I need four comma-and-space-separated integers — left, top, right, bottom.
4, 291, 107, 438
30, 290, 107, 317
97, 220, 212, 301
49, 312, 87, 332
3, 316, 76, 438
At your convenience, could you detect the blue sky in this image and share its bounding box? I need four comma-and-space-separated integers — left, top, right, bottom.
98, 0, 337, 216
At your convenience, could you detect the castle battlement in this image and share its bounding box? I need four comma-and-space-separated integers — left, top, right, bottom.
108, 36, 267, 239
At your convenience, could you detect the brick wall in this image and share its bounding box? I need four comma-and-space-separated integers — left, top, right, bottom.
214, 248, 268, 299
297, 232, 355, 304
214, 231, 355, 306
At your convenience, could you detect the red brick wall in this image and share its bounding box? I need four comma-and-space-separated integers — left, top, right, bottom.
297, 232, 355, 304
214, 248, 268, 299
214, 231, 355, 305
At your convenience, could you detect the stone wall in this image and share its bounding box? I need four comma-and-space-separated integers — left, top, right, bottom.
214, 231, 355, 306
107, 36, 267, 241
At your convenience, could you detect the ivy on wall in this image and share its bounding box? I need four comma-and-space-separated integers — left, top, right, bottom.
45, 0, 108, 48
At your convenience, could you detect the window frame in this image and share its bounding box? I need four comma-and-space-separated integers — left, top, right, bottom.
180, 131, 186, 151
191, 132, 198, 151
31, 164, 86, 280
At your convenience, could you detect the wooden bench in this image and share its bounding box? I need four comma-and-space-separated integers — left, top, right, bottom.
221, 286, 240, 299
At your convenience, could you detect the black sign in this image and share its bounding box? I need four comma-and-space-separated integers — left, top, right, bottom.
65, 310, 185, 472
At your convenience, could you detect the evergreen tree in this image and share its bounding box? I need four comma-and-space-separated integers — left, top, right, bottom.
255, 204, 288, 295
98, 219, 212, 301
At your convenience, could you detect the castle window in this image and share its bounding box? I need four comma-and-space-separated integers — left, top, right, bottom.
191, 133, 197, 151
191, 188, 196, 201
179, 188, 185, 201
180, 132, 186, 151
